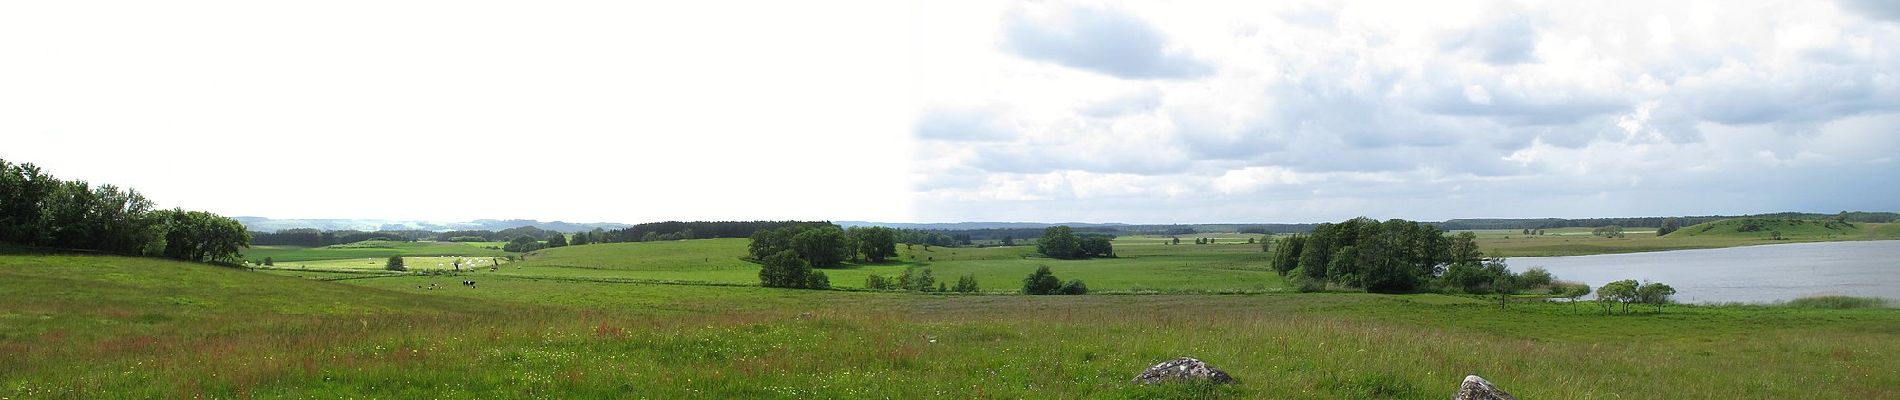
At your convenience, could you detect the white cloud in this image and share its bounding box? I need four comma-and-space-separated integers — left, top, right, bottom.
913, 0, 1900, 222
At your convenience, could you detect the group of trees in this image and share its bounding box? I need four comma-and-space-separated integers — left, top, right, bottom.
1592, 225, 1626, 238
1267, 218, 1477, 293
251, 229, 415, 246
748, 224, 898, 268
864, 267, 979, 292
1035, 226, 1113, 259
0, 158, 250, 264
1595, 280, 1676, 314
757, 250, 829, 289
1655, 218, 1682, 236
611, 221, 831, 244
503, 235, 562, 252
1021, 266, 1087, 295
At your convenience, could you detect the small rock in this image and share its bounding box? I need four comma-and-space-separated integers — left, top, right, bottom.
1453, 375, 1515, 400
1130, 357, 1234, 385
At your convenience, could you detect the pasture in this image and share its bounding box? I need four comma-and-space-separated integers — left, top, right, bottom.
240, 240, 511, 263
3, 251, 1897, 398
496, 238, 1283, 292
1467, 221, 1900, 257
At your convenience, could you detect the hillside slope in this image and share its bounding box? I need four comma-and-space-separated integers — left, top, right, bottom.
1667, 218, 1889, 240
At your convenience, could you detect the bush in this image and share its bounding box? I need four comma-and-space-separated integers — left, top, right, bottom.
385, 256, 406, 272
865, 274, 893, 290
954, 274, 979, 293
1518, 267, 1553, 289
1058, 279, 1088, 295
1022, 266, 1062, 295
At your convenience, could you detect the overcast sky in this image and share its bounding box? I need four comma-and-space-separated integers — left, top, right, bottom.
4, 1, 1897, 224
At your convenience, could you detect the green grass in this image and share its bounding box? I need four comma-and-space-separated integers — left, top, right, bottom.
241, 240, 512, 263
1471, 220, 1899, 257
506, 238, 1284, 292
1785, 296, 1893, 309
3, 252, 1897, 398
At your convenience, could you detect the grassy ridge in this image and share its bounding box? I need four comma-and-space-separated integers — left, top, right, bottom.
1471, 220, 1898, 257
4, 253, 1897, 398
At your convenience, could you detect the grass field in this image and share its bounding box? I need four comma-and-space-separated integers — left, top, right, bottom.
1468, 221, 1900, 257
3, 251, 1896, 398
498, 238, 1283, 293
240, 240, 511, 263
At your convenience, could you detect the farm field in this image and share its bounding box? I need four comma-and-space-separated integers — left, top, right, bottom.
240, 240, 511, 263
496, 238, 1283, 292
3, 251, 1896, 398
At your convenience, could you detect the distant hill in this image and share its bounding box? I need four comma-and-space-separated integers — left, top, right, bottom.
835, 221, 1130, 230
234, 217, 630, 233
1435, 212, 1899, 231
1667, 218, 1889, 240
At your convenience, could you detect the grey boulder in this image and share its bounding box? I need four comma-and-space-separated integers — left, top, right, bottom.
1453, 375, 1515, 400
1130, 357, 1235, 385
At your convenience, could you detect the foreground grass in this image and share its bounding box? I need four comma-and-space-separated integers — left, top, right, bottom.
5, 253, 1898, 398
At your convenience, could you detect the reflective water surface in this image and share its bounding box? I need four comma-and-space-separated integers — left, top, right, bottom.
1514, 240, 1900, 304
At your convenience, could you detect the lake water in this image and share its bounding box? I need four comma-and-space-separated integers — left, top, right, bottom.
1513, 240, 1900, 304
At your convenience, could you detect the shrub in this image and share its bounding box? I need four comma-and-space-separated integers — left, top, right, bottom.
384, 256, 406, 272
864, 274, 892, 290
1058, 279, 1088, 295
1022, 266, 1062, 295
954, 274, 979, 293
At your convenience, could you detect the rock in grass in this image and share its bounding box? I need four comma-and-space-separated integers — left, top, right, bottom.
1453, 375, 1515, 400
1130, 357, 1234, 385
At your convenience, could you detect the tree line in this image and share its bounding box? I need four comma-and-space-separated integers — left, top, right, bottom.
1433, 211, 1896, 231
1035, 226, 1113, 259
0, 158, 249, 264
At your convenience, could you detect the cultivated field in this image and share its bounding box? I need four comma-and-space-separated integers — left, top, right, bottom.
4, 235, 1898, 398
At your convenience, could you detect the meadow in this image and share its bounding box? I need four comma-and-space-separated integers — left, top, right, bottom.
1467, 221, 1900, 257
240, 240, 511, 263
5, 233, 1899, 398
499, 238, 1282, 293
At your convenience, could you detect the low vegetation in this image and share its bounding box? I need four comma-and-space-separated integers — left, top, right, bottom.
3, 252, 1896, 398
1785, 295, 1892, 309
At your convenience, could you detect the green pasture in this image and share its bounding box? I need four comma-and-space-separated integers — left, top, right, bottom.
274, 256, 507, 272
499, 238, 1281, 292
240, 240, 511, 263
3, 252, 1896, 398
1470, 221, 1899, 257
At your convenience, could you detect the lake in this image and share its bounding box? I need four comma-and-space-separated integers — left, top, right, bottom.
1513, 240, 1900, 304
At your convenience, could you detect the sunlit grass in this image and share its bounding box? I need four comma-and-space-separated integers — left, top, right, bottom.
4, 252, 1898, 398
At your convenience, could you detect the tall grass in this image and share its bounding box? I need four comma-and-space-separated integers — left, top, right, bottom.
6, 253, 1900, 398
1785, 295, 1893, 309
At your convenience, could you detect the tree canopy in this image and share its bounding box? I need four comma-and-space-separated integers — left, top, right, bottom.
1, 158, 248, 264
1035, 226, 1114, 259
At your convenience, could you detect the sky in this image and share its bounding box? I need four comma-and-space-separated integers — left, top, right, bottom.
3, 1, 1897, 224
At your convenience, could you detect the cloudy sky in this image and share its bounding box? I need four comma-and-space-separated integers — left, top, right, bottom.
4, 1, 1898, 224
